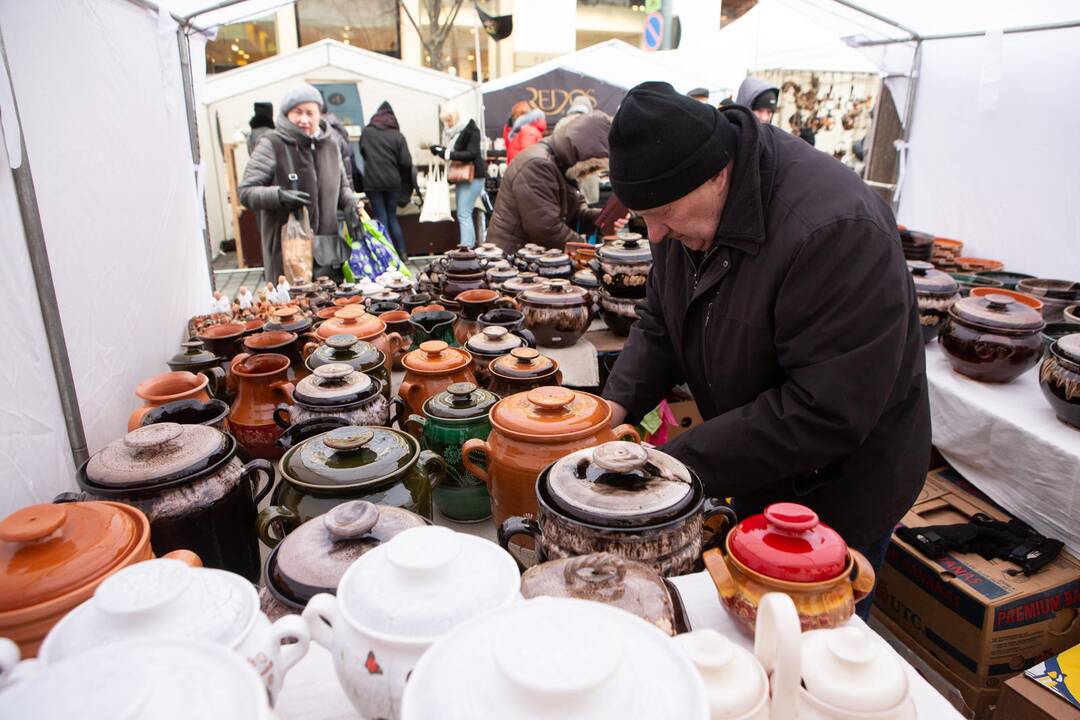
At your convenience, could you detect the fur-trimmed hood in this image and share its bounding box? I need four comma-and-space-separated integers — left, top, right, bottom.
548, 110, 611, 174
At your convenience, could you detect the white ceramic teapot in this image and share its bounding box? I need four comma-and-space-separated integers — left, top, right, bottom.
674, 629, 770, 720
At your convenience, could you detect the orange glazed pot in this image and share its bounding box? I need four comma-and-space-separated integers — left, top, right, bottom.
315, 306, 401, 374
128, 370, 212, 431
462, 387, 640, 545
0, 501, 198, 657
398, 341, 476, 429
228, 352, 294, 460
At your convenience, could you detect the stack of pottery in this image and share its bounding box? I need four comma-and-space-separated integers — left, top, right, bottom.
314, 306, 401, 373
955, 257, 1004, 273
73, 422, 272, 582
453, 288, 517, 345
596, 236, 652, 297
398, 340, 476, 424
536, 248, 574, 280
405, 382, 498, 522
485, 260, 518, 290
1039, 333, 1080, 429
899, 229, 934, 262
513, 244, 546, 272
486, 347, 562, 397
908, 260, 961, 343
930, 236, 963, 271
475, 242, 504, 261
128, 370, 214, 430
464, 326, 528, 387
275, 364, 390, 429
229, 352, 294, 458
501, 271, 545, 298
939, 293, 1045, 382
520, 279, 592, 348
1017, 278, 1080, 322
305, 334, 391, 404
437, 246, 489, 299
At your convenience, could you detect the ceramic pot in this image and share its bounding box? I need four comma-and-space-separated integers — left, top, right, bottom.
514, 246, 545, 272
478, 306, 529, 336
259, 501, 427, 621
264, 305, 314, 336
501, 271, 545, 297
315, 305, 341, 323
141, 398, 230, 431
332, 295, 363, 308
453, 288, 517, 345
598, 287, 641, 336
475, 242, 503, 261
597, 237, 652, 298
437, 245, 489, 275
463, 326, 527, 387
303, 525, 520, 720
378, 273, 415, 295
486, 347, 562, 397
304, 334, 391, 404
257, 426, 446, 546
404, 382, 498, 522
315, 306, 402, 374
0, 501, 196, 657
166, 340, 223, 378
1016, 278, 1080, 322
970, 286, 1044, 312
674, 627, 770, 720
908, 260, 961, 343
197, 322, 246, 360
1065, 304, 1080, 324
520, 279, 592, 348
243, 329, 306, 384
228, 352, 294, 459
398, 340, 476, 425
73, 423, 272, 583
400, 597, 708, 720
572, 267, 601, 307
703, 503, 875, 632
939, 293, 1045, 383
400, 292, 432, 313
485, 262, 518, 289
974, 270, 1035, 291
365, 290, 402, 308
1039, 333, 1080, 429
128, 371, 212, 430
441, 270, 486, 299
378, 310, 412, 366
367, 300, 402, 316
462, 387, 640, 545
536, 249, 574, 280
408, 309, 457, 348
498, 441, 734, 577
950, 273, 1004, 297
275, 364, 390, 428
38, 558, 309, 704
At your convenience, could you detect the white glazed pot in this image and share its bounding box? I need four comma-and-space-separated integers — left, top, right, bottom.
674, 629, 770, 720
36, 558, 309, 705
302, 525, 520, 720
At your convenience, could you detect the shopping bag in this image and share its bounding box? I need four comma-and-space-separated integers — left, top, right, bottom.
281, 207, 313, 284
342, 216, 410, 283
419, 164, 453, 223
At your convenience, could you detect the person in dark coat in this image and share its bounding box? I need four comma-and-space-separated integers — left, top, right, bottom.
602, 82, 930, 619
325, 112, 360, 191
246, 102, 274, 155
430, 104, 487, 248
359, 101, 413, 259
736, 76, 779, 124
486, 111, 610, 254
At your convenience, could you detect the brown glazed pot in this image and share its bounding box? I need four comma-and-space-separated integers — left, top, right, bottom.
908, 260, 961, 343
437, 245, 489, 275
453, 288, 518, 346
939, 293, 1045, 383
596, 237, 652, 298
315, 306, 402, 374
128, 371, 212, 431
197, 322, 246, 360
462, 387, 640, 548
464, 326, 528, 388
486, 347, 562, 397
304, 334, 392, 405
244, 329, 307, 383
520, 279, 592, 348
398, 341, 477, 429
1039, 333, 1080, 429
229, 352, 295, 459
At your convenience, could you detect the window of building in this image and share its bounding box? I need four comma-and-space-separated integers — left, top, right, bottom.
575, 0, 643, 50
205, 14, 278, 74
296, 0, 401, 57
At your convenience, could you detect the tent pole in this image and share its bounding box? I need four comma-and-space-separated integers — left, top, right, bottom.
826, 0, 919, 39
0, 29, 89, 469
855, 18, 1080, 47
892, 39, 922, 211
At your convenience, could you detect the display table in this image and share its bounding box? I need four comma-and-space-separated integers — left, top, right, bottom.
924, 343, 1080, 556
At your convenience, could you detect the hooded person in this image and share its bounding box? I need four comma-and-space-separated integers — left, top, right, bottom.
359, 101, 414, 259
600, 82, 929, 620
735, 76, 779, 124
237, 83, 359, 282
503, 101, 547, 164
246, 102, 274, 155
487, 110, 611, 254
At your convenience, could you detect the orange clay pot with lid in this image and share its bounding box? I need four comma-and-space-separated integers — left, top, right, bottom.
315, 306, 401, 374
398, 341, 477, 427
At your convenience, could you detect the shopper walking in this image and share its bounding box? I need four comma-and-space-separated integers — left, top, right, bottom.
430, 104, 486, 248
359, 101, 413, 259
502, 101, 546, 164
246, 102, 274, 155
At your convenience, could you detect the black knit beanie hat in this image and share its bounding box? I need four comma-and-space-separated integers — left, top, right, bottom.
609, 81, 739, 211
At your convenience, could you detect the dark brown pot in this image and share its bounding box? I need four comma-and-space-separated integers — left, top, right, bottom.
939, 294, 1045, 383
1039, 334, 1080, 428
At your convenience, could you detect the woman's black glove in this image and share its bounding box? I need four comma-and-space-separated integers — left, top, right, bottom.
429, 144, 446, 157
278, 188, 311, 208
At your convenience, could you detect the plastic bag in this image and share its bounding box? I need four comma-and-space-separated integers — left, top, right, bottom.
419, 164, 453, 223
342, 217, 409, 283
281, 208, 313, 284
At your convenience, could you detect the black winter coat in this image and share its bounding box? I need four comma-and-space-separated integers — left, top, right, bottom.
359, 103, 413, 194
445, 119, 486, 180
603, 107, 930, 548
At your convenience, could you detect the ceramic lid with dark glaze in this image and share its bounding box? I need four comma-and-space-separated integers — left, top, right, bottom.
490, 387, 610, 440
167, 340, 220, 371
727, 503, 848, 583
572, 268, 600, 288
543, 442, 694, 526
402, 341, 472, 374
537, 250, 572, 267
269, 500, 427, 606
284, 426, 418, 489
424, 382, 498, 421
502, 272, 544, 293
489, 347, 557, 379
264, 305, 313, 334
950, 293, 1046, 332
84, 423, 231, 489
520, 279, 590, 307
306, 334, 383, 372
597, 238, 653, 265
1053, 333, 1080, 365
293, 364, 379, 407
907, 261, 959, 297
0, 502, 143, 611
466, 326, 525, 355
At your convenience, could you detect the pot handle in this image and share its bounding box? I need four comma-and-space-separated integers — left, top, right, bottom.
264, 614, 311, 690
231, 351, 252, 373
460, 438, 490, 487
611, 423, 641, 443
850, 548, 876, 603
241, 458, 275, 505
53, 491, 87, 504
701, 499, 738, 552
270, 379, 294, 404
403, 413, 427, 439
201, 366, 227, 401
389, 396, 406, 430
301, 593, 340, 650
497, 516, 544, 571
754, 593, 803, 720
588, 258, 601, 275
519, 328, 536, 349
385, 331, 404, 357
301, 340, 320, 360
495, 295, 519, 310
418, 449, 447, 490
128, 405, 152, 432
256, 505, 301, 548
161, 549, 203, 567
273, 404, 293, 430
703, 547, 738, 600
398, 380, 423, 415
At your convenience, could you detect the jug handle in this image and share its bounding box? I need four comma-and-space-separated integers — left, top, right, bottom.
266, 614, 311, 680
701, 499, 737, 552
270, 379, 294, 404
274, 404, 293, 429
497, 516, 544, 571
495, 296, 519, 310
418, 449, 447, 490
612, 423, 640, 443
703, 548, 739, 599
403, 414, 427, 438
850, 548, 876, 602
301, 340, 320, 360
201, 366, 227, 401
385, 331, 404, 357
461, 439, 490, 488
257, 505, 301, 548
754, 592, 802, 720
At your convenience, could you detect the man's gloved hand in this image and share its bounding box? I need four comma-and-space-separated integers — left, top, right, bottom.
278, 188, 311, 208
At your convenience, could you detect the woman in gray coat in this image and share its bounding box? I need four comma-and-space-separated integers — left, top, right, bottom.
238, 84, 358, 282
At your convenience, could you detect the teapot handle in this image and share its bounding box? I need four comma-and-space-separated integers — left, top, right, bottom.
754, 592, 802, 720
257, 505, 302, 548
850, 548, 876, 602
497, 516, 544, 571
241, 458, 275, 505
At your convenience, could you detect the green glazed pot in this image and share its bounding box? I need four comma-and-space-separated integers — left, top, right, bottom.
404, 382, 498, 522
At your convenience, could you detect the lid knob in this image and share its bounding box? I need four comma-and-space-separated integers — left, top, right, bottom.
324, 427, 375, 453
984, 294, 1015, 311
123, 423, 183, 453
323, 500, 379, 541
528, 386, 574, 411
623, 239, 640, 249
313, 363, 354, 382
180, 340, 205, 353
335, 306, 366, 324
447, 382, 477, 405
546, 279, 569, 292
591, 441, 649, 473
563, 553, 626, 590
764, 502, 819, 532
272, 305, 299, 319
826, 626, 879, 667
326, 333, 358, 350
511, 347, 539, 364
420, 340, 448, 357
482, 326, 508, 340
907, 260, 932, 276
0, 504, 67, 543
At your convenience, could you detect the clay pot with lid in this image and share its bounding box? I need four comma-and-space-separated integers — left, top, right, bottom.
197, 322, 246, 360
259, 500, 427, 621
485, 261, 518, 289
315, 306, 402, 374
486, 346, 562, 397
520, 279, 592, 348
141, 398, 230, 431
462, 387, 640, 542
304, 334, 391, 404
514, 245, 545, 272
908, 260, 961, 343
498, 441, 734, 577
264, 305, 313, 336
453, 288, 518, 346
166, 339, 223, 377
71, 422, 272, 583
597, 237, 652, 297
0, 501, 197, 657
703, 503, 875, 632
404, 382, 498, 522
128, 370, 213, 431
228, 352, 294, 459
1039, 333, 1080, 428
398, 340, 477, 426
501, 271, 544, 297
939, 293, 1045, 382
475, 242, 504, 261
437, 245, 490, 275
257, 426, 446, 546
536, 248, 574, 280
274, 363, 391, 429
598, 287, 641, 336
464, 326, 528, 387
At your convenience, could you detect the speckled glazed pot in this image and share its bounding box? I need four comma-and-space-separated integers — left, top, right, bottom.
909, 261, 961, 344
520, 280, 591, 349
274, 364, 391, 429
1039, 333, 1080, 429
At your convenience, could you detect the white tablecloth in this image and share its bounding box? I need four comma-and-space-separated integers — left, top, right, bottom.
925, 343, 1080, 555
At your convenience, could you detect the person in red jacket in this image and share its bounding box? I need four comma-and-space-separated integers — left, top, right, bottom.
502, 101, 547, 164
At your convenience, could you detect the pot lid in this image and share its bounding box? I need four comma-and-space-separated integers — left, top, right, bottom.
598, 238, 652, 264
446, 246, 479, 261
197, 323, 244, 341
728, 503, 849, 583
320, 306, 383, 337
284, 426, 417, 489
0, 502, 144, 612
521, 279, 590, 307
572, 268, 599, 288
466, 326, 525, 354
293, 364, 377, 407
503, 273, 544, 293
537, 250, 572, 266
801, 626, 910, 713
489, 347, 557, 379
907, 260, 959, 297
490, 387, 609, 439
402, 340, 471, 374
1053, 333, 1080, 364
167, 340, 219, 369
1017, 278, 1080, 300
544, 442, 694, 526
85, 423, 231, 489
400, 597, 708, 720
4, 638, 269, 720
520, 553, 676, 635
337, 525, 519, 640
270, 501, 427, 606
950, 293, 1045, 331
40, 559, 257, 662
333, 283, 362, 297
424, 382, 498, 420
674, 629, 767, 717
264, 305, 311, 333
307, 335, 382, 371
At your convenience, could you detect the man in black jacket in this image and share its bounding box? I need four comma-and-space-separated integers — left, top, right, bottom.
603, 82, 929, 617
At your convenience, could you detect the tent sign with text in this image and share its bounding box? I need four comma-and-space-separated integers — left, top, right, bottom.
482, 67, 626, 140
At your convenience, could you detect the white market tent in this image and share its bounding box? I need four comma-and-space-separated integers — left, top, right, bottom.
1, 0, 1078, 519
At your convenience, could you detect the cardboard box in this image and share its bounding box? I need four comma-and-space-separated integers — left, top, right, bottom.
665, 399, 703, 440
874, 466, 1080, 691
995, 672, 1080, 720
